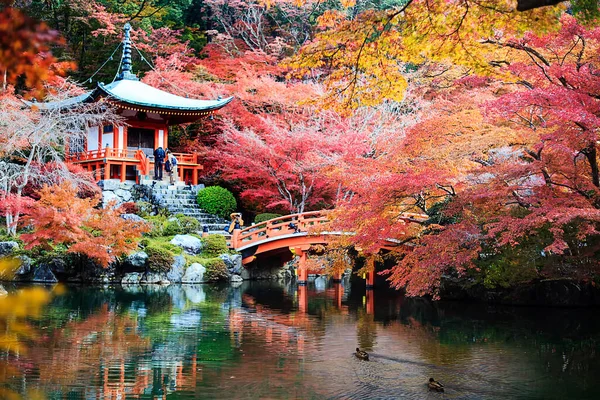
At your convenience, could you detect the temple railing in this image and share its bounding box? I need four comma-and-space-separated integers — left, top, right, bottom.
66, 148, 201, 165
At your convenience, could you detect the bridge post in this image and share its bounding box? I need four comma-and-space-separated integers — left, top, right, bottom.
297, 250, 308, 285
365, 257, 375, 289
332, 271, 342, 283
231, 228, 240, 249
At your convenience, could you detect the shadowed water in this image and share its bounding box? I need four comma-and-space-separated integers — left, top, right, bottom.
1, 279, 600, 399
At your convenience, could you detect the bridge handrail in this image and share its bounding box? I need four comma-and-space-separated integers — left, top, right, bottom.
230, 210, 429, 250
232, 211, 329, 249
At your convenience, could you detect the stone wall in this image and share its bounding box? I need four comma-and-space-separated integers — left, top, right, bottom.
99, 179, 135, 207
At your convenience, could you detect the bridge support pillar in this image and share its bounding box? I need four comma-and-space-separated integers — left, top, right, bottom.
293, 246, 310, 285
366, 272, 375, 289
297, 250, 308, 285
332, 271, 342, 283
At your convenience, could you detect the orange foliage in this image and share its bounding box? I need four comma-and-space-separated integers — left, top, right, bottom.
20, 183, 149, 267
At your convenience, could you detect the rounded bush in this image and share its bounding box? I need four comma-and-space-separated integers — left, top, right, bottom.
145, 245, 174, 272
254, 213, 282, 224
201, 235, 229, 257
204, 258, 229, 282
178, 216, 201, 234
196, 186, 237, 220
163, 219, 183, 236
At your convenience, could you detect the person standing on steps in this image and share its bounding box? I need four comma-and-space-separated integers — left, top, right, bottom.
165, 149, 178, 185
153, 146, 166, 181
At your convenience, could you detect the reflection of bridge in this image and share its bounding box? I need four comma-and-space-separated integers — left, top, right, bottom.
228, 210, 427, 286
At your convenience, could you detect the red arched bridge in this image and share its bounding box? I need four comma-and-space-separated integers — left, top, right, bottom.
228, 210, 427, 286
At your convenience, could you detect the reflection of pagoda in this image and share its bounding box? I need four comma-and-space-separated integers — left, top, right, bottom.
26, 23, 232, 185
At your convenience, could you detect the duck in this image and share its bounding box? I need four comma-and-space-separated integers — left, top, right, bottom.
355, 347, 369, 361
428, 377, 444, 392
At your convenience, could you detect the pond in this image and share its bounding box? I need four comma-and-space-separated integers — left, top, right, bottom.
1, 278, 599, 399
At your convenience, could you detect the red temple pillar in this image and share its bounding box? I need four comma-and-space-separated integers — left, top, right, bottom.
298, 284, 308, 313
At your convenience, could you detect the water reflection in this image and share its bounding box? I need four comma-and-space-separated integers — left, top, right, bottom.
1, 280, 599, 399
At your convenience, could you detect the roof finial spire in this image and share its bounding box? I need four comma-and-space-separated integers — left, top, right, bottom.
118, 22, 138, 81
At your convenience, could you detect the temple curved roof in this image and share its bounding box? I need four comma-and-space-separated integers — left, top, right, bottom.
98, 80, 233, 111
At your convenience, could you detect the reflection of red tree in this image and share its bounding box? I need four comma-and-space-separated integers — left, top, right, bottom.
31, 304, 151, 399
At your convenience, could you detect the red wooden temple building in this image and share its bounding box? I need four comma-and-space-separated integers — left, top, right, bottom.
25, 23, 232, 185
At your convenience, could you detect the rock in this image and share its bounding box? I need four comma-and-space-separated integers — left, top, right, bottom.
114, 188, 132, 202
121, 213, 146, 223
99, 179, 121, 191
167, 255, 185, 283
48, 258, 67, 274
121, 272, 142, 284
14, 256, 32, 276
314, 276, 327, 291
0, 285, 7, 296
170, 235, 202, 255
0, 241, 19, 256
32, 264, 58, 283
240, 267, 250, 280
182, 263, 206, 283
126, 251, 148, 269
230, 274, 243, 283
220, 254, 242, 274
102, 191, 121, 207
141, 272, 170, 285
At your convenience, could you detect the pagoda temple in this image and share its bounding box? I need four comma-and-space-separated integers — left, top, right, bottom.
25, 23, 232, 185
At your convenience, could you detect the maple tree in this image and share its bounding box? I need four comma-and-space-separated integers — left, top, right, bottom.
20, 183, 149, 268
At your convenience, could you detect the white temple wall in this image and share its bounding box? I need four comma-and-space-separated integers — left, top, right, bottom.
102, 132, 114, 148
87, 126, 99, 151
118, 126, 124, 149
158, 129, 165, 148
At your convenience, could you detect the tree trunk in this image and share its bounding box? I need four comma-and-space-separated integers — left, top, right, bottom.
584, 144, 599, 188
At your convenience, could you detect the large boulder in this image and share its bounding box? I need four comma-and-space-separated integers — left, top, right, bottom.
167, 255, 186, 283
220, 254, 243, 275
126, 251, 148, 269
32, 264, 58, 283
230, 274, 243, 283
102, 191, 121, 207
170, 235, 203, 255
114, 188, 132, 202
182, 263, 206, 283
99, 179, 121, 191
121, 272, 142, 285
121, 213, 146, 223
14, 256, 32, 276
141, 272, 170, 285
0, 241, 19, 256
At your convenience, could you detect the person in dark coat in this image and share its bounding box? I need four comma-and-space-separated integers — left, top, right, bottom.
153, 146, 166, 180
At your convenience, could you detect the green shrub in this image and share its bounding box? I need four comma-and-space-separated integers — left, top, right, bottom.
145, 215, 168, 237
163, 219, 183, 236
254, 213, 282, 224
178, 216, 201, 234
145, 245, 174, 272
139, 238, 150, 248
136, 201, 154, 217
196, 186, 236, 219
201, 235, 229, 257
204, 258, 229, 282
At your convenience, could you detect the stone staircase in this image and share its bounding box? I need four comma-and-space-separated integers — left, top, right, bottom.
149, 184, 230, 233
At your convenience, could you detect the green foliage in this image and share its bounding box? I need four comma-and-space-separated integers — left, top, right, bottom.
136, 201, 154, 218
196, 186, 237, 219
254, 213, 282, 224
145, 215, 168, 237
145, 245, 174, 273
203, 258, 229, 282
163, 219, 183, 236
201, 235, 229, 257
139, 238, 150, 248
178, 216, 201, 234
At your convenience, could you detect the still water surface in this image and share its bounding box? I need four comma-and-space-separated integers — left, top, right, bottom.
2, 279, 600, 399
